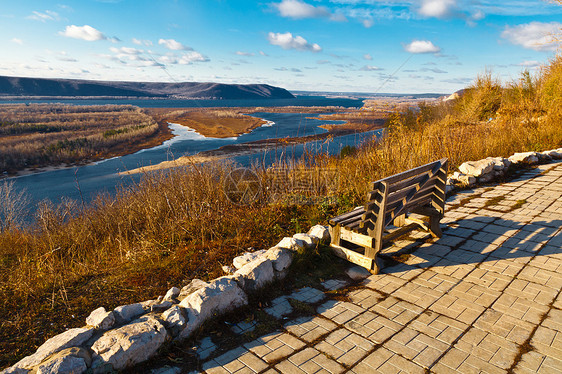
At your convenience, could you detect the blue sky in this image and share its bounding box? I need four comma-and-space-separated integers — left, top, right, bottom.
1, 0, 561, 94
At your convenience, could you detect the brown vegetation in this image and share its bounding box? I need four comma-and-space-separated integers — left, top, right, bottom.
1, 56, 562, 368
0, 104, 166, 175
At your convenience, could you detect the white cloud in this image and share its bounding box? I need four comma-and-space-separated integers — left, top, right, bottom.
27, 10, 60, 22
110, 46, 144, 55
59, 25, 107, 41
501, 22, 561, 52
273, 0, 331, 19
404, 40, 441, 54
363, 53, 372, 60
178, 51, 209, 64
259, 51, 268, 56
158, 38, 192, 51
11, 38, 23, 45
360, 65, 382, 71
417, 0, 457, 18
236, 51, 255, 56
519, 60, 541, 68
268, 32, 322, 52
362, 19, 374, 28
132, 38, 152, 46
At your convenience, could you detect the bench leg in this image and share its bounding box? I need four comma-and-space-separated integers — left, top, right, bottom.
371, 254, 383, 275
393, 214, 406, 227
429, 215, 443, 238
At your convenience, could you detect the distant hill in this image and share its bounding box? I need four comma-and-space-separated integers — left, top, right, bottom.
0, 76, 295, 100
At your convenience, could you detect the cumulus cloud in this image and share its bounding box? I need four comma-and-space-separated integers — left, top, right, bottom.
501, 22, 561, 51
404, 40, 441, 54
362, 19, 374, 28
363, 53, 373, 60
417, 0, 457, 18
11, 38, 23, 45
110, 46, 144, 55
360, 65, 382, 71
132, 38, 152, 46
59, 25, 107, 41
27, 10, 60, 22
268, 32, 322, 52
273, 0, 330, 19
236, 51, 255, 56
158, 38, 192, 51
179, 52, 209, 64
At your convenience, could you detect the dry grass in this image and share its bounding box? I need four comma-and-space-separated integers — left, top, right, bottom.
1, 56, 562, 368
0, 104, 161, 174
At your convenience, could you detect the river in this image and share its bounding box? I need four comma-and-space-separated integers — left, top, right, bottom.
3, 96, 381, 209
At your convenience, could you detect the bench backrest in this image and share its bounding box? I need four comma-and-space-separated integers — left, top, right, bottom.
359, 158, 448, 235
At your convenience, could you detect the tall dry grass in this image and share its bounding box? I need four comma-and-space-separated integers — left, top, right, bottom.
1, 56, 562, 367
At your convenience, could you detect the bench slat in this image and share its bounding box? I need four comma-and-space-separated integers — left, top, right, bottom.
369, 158, 447, 189
329, 206, 364, 224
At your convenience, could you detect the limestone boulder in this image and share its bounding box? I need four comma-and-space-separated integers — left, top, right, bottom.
508, 152, 539, 165
178, 277, 248, 339
276, 237, 306, 252
151, 301, 173, 313
487, 157, 508, 171
232, 250, 266, 269
162, 305, 186, 337
0, 367, 29, 374
13, 327, 93, 370
113, 303, 145, 325
307, 225, 330, 242
34, 347, 90, 374
478, 173, 494, 183
233, 257, 275, 292
86, 307, 115, 331
458, 159, 495, 177
265, 247, 293, 274
163, 287, 180, 302
91, 315, 168, 372
178, 279, 209, 301
346, 266, 371, 281
293, 233, 318, 249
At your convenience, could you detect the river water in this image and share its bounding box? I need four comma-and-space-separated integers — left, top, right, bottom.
3, 96, 381, 207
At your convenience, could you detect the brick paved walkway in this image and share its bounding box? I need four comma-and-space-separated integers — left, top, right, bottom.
170, 162, 562, 374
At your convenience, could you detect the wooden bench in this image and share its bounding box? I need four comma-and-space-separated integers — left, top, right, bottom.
328, 158, 448, 274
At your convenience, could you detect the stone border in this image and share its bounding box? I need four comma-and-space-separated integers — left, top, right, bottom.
1, 227, 330, 374
4, 147, 562, 374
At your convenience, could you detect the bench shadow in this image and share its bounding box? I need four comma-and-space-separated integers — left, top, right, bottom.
379, 217, 562, 274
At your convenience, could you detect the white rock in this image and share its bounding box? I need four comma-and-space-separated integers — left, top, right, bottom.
164, 287, 180, 301
234, 257, 275, 292
0, 367, 28, 374
113, 303, 145, 325
508, 152, 539, 165
487, 157, 507, 171
139, 300, 159, 311
293, 233, 318, 249
265, 247, 293, 273
152, 300, 173, 313
222, 265, 235, 274
542, 149, 562, 159
179, 277, 248, 339
346, 266, 372, 281
232, 250, 266, 269
34, 347, 90, 374
458, 159, 495, 177
178, 279, 209, 300
276, 237, 306, 252
86, 307, 115, 331
478, 173, 494, 183
13, 328, 93, 370
162, 305, 186, 337
91, 315, 168, 371
307, 225, 330, 242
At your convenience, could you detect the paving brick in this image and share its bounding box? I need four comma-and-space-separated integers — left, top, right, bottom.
317, 300, 365, 325
409, 312, 468, 345
202, 347, 268, 374
370, 297, 424, 325
344, 310, 403, 343
454, 327, 519, 370
362, 274, 407, 294
277, 348, 345, 374
284, 315, 338, 343
291, 287, 325, 303
315, 328, 375, 367
349, 347, 426, 374
492, 293, 550, 324
503, 279, 558, 307
244, 331, 305, 363
347, 288, 385, 309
